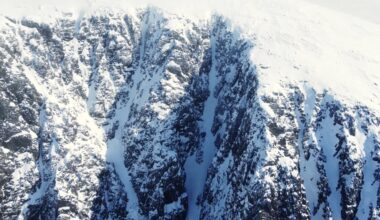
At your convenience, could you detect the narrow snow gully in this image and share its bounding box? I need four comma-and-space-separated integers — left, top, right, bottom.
106, 112, 141, 219
19, 104, 50, 218
102, 10, 154, 219
184, 34, 218, 220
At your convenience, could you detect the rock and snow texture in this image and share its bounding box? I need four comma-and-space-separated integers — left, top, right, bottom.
0, 0, 380, 219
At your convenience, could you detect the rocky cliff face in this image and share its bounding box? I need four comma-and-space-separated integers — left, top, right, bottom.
0, 7, 379, 220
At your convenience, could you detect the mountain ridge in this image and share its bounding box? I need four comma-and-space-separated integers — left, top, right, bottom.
0, 4, 379, 220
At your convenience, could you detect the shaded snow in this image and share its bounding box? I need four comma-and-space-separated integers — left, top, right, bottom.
106, 134, 141, 219
316, 108, 342, 219
184, 35, 218, 220
356, 125, 379, 219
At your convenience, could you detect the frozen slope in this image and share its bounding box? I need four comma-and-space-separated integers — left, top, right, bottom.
245, 0, 380, 111
0, 0, 379, 219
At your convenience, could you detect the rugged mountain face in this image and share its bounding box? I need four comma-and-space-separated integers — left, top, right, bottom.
0, 6, 379, 220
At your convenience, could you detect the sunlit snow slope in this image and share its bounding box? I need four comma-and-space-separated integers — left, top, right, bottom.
0, 0, 379, 219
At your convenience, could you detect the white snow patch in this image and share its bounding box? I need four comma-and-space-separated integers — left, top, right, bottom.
249, 0, 380, 113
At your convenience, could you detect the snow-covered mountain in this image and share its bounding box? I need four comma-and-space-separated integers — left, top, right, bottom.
0, 0, 380, 219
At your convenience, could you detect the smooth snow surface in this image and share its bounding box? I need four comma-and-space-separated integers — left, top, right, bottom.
1, 0, 380, 24
248, 0, 380, 113
305, 0, 380, 24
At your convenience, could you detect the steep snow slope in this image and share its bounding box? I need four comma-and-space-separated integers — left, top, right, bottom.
0, 0, 379, 219
249, 0, 380, 111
